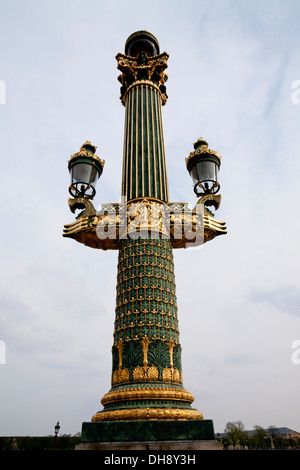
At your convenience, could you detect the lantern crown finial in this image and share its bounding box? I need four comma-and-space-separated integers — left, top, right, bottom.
68, 141, 104, 169
193, 138, 208, 151
81, 141, 97, 153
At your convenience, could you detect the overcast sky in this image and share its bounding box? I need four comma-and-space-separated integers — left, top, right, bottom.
0, 0, 300, 437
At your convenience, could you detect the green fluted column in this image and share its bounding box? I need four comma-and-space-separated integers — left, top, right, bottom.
121, 83, 169, 202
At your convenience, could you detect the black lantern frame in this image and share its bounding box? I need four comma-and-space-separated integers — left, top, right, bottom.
54, 421, 60, 436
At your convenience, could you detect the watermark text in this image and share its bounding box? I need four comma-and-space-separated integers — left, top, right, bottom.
0, 80, 6, 104
95, 199, 205, 247
291, 80, 300, 104
0, 340, 6, 364
291, 340, 300, 365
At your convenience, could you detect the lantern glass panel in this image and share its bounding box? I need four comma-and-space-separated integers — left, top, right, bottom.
190, 159, 220, 195
191, 160, 218, 185
69, 161, 101, 198
71, 162, 99, 186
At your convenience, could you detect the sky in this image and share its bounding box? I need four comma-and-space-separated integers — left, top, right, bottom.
0, 0, 300, 437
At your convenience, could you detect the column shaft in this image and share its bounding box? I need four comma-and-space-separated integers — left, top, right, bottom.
121, 84, 169, 202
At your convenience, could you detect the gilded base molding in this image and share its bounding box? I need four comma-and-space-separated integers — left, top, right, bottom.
101, 387, 195, 406
91, 408, 203, 422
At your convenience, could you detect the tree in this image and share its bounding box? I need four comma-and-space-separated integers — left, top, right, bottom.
253, 425, 266, 448
224, 421, 248, 448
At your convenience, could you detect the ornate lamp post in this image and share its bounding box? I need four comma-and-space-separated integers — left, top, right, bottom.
53, 421, 60, 450
63, 30, 226, 450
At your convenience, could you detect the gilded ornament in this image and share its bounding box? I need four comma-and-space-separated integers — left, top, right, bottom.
116, 52, 169, 106
92, 408, 203, 422
101, 388, 195, 405
132, 365, 159, 382
147, 366, 159, 381
162, 367, 182, 384
120, 368, 130, 383
112, 367, 130, 385
132, 366, 146, 381
162, 368, 172, 382
68, 141, 105, 169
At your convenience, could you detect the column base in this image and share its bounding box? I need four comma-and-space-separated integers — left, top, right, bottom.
75, 419, 221, 450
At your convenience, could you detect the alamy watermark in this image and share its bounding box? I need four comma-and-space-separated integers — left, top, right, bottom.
94, 199, 205, 247
291, 80, 300, 104
291, 340, 300, 365
0, 80, 6, 104
0, 340, 6, 364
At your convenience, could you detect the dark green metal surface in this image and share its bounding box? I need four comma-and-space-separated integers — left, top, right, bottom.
81, 420, 215, 443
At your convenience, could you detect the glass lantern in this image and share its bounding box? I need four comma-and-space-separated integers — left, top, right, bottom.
54, 421, 60, 436
68, 142, 104, 199
186, 138, 221, 197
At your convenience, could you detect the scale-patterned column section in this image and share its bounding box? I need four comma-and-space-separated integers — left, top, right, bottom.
93, 236, 203, 421
121, 84, 169, 202
111, 237, 182, 387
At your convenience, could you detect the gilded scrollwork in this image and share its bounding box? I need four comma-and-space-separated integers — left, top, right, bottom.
63, 196, 227, 250
185, 138, 221, 168
67, 197, 96, 218
116, 52, 169, 106
68, 140, 105, 169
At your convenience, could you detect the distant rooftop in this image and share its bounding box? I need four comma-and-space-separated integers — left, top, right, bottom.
216, 427, 300, 438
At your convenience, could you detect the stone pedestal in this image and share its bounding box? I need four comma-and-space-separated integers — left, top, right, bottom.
75, 419, 222, 450
76, 440, 221, 450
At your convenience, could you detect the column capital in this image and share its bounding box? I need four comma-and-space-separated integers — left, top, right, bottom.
116, 51, 169, 106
